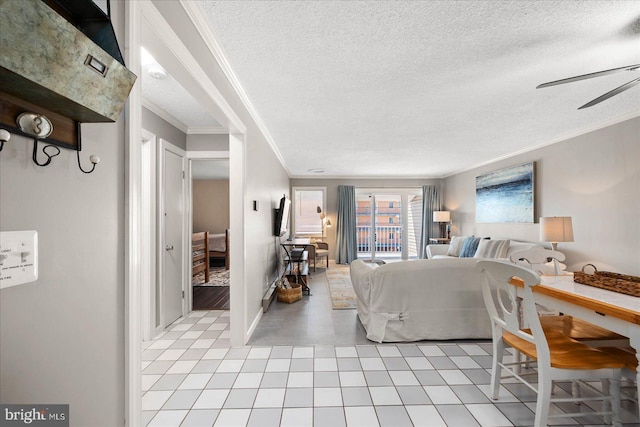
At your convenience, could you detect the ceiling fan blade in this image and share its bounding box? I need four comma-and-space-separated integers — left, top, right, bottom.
537, 64, 640, 89
578, 77, 640, 109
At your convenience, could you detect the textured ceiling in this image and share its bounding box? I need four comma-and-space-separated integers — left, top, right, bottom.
198, 0, 640, 178
141, 47, 222, 132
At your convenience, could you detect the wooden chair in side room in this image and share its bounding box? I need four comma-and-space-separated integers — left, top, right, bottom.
315, 242, 329, 270
306, 243, 317, 272
477, 260, 624, 427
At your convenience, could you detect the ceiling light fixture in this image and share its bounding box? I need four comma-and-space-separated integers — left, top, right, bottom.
307, 168, 325, 174
147, 66, 168, 80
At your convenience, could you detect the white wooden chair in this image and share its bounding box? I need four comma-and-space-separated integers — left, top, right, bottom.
477, 260, 624, 426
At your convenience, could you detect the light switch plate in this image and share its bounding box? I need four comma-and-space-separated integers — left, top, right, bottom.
0, 230, 38, 289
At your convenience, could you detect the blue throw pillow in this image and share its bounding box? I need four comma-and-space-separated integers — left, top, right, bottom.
460, 237, 481, 257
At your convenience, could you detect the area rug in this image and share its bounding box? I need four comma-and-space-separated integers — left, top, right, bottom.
193, 267, 229, 287
325, 265, 357, 310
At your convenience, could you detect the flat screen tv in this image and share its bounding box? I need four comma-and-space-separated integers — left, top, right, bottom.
273, 196, 291, 237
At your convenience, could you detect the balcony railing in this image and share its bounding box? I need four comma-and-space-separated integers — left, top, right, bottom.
357, 225, 402, 253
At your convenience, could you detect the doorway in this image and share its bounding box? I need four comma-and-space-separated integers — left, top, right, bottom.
126, 2, 248, 424
356, 189, 423, 261
189, 157, 230, 311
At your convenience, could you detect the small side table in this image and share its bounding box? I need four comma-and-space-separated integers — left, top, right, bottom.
429, 238, 451, 244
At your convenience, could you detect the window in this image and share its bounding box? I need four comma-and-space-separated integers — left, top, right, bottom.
388, 201, 393, 208
388, 217, 393, 224
292, 187, 326, 236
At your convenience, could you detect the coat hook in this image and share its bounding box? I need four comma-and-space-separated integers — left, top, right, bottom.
32, 139, 60, 167
0, 129, 10, 151
77, 149, 100, 174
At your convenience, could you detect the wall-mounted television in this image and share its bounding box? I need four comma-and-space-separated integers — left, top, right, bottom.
273, 196, 291, 237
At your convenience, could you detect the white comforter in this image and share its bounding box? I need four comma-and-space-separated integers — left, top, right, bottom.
350, 258, 493, 342
209, 233, 226, 252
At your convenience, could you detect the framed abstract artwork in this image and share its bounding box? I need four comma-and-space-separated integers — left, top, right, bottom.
476, 162, 535, 223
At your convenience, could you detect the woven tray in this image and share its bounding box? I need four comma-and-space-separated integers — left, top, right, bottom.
573, 264, 640, 297
277, 284, 302, 303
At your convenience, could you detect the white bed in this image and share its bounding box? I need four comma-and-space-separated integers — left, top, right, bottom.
209, 229, 229, 270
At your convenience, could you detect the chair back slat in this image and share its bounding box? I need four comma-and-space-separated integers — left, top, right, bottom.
477, 260, 548, 359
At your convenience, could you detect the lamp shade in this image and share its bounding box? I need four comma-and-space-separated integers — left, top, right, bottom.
433, 211, 451, 223
540, 216, 574, 243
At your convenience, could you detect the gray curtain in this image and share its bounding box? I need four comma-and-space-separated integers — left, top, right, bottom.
335, 185, 358, 264
418, 185, 442, 258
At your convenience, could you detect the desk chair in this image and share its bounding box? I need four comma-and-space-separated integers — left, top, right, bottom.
315, 241, 329, 270
478, 260, 624, 427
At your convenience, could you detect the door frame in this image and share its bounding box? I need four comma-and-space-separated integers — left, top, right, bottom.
158, 139, 188, 327
185, 150, 230, 312
125, 1, 248, 425
141, 129, 158, 341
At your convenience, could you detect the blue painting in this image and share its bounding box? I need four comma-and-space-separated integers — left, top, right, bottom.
476, 162, 535, 223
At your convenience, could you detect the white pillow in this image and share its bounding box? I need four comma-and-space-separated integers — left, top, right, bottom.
474, 239, 510, 259
447, 236, 469, 257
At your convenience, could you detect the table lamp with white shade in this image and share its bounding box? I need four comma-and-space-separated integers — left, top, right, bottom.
540, 216, 574, 275
540, 216, 574, 250
433, 211, 451, 239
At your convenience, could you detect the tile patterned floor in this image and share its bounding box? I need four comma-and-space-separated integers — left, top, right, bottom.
142, 310, 640, 426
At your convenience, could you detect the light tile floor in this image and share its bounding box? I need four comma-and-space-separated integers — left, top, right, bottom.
143, 309, 640, 426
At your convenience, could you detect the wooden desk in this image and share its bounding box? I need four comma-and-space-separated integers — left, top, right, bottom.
513, 274, 640, 413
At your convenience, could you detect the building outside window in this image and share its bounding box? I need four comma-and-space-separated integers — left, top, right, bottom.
292, 187, 326, 237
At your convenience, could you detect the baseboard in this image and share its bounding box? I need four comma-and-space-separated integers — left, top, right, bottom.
262, 282, 277, 313
246, 306, 263, 343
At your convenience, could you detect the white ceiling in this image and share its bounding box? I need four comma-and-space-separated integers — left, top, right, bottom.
141, 48, 223, 133
192, 0, 640, 178
141, 1, 640, 178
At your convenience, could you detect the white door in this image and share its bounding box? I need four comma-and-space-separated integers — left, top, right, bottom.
161, 141, 185, 327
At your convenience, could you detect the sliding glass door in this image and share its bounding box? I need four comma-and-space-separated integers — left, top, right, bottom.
356, 189, 422, 261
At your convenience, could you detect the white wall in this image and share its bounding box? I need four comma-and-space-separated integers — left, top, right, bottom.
0, 102, 125, 425
193, 180, 229, 233
444, 116, 640, 275
187, 134, 229, 151
0, 2, 127, 424
142, 107, 187, 150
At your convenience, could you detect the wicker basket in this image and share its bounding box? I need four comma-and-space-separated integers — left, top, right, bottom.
277, 284, 302, 303
573, 264, 640, 297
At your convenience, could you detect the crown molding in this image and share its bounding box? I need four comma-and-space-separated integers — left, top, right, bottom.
142, 99, 188, 133
289, 174, 443, 180
179, 0, 291, 177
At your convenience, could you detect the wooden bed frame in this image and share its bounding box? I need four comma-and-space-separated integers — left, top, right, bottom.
209, 229, 229, 270
192, 231, 210, 284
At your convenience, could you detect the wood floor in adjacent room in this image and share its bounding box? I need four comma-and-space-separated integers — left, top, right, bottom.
193, 286, 230, 310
